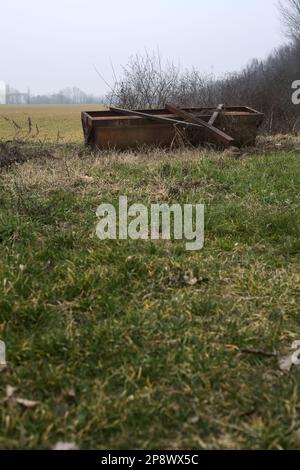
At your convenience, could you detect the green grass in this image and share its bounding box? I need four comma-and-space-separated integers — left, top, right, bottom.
0, 144, 299, 449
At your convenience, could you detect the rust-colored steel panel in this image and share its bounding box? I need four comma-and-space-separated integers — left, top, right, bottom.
81, 106, 263, 150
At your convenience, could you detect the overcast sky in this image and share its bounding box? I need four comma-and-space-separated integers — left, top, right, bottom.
1, 0, 284, 95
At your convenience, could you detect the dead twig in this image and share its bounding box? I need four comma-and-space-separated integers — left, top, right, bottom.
240, 348, 278, 358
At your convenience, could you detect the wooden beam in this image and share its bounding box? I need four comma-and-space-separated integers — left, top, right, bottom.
109, 106, 204, 131
165, 103, 234, 146
208, 104, 224, 126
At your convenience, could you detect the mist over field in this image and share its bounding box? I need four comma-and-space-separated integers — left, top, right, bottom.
1, 0, 282, 95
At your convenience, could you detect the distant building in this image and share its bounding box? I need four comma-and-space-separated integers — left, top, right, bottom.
6, 85, 30, 104
0, 81, 6, 104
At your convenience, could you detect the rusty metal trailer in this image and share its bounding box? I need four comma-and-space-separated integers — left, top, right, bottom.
81, 105, 264, 150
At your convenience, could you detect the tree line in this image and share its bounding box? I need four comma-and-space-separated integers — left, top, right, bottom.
5, 85, 103, 105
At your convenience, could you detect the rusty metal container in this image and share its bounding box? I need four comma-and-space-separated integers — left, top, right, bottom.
81, 106, 263, 150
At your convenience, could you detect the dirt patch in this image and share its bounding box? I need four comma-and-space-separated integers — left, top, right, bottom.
0, 141, 55, 169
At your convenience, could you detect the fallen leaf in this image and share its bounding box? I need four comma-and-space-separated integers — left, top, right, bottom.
78, 175, 94, 184
291, 341, 300, 365
6, 385, 17, 398
278, 340, 300, 372
183, 275, 198, 286
278, 354, 293, 372
188, 416, 199, 424
176, 271, 209, 288
44, 260, 55, 272
3, 386, 39, 408
65, 388, 76, 399
225, 344, 240, 352
52, 441, 79, 451
15, 398, 40, 408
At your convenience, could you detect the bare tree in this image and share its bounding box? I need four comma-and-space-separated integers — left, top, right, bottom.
108, 51, 181, 108
279, 0, 300, 39
108, 50, 216, 109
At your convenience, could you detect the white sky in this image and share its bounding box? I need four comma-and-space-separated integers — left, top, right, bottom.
1, 0, 284, 95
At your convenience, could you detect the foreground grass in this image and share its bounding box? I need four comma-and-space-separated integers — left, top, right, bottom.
0, 145, 299, 449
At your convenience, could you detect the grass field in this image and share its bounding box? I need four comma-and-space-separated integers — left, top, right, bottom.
0, 106, 300, 450
0, 105, 102, 143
